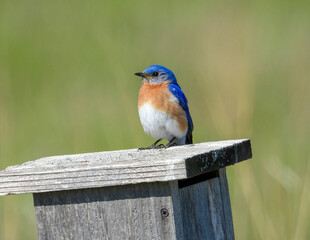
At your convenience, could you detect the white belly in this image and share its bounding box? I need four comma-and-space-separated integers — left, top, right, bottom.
138, 103, 187, 141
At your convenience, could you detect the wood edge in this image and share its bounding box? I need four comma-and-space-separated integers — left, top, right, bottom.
0, 139, 252, 196
185, 139, 252, 178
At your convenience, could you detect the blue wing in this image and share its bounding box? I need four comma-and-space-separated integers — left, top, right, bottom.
168, 84, 193, 133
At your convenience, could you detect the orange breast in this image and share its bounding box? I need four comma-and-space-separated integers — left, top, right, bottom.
138, 82, 188, 132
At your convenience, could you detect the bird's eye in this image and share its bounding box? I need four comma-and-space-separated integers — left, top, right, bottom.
153, 71, 159, 77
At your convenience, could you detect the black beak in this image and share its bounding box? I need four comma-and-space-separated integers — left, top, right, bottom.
134, 72, 147, 78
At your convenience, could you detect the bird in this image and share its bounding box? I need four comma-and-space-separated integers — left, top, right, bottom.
135, 65, 193, 149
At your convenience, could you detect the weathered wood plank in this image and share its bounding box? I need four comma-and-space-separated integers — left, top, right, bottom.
178, 172, 224, 239
34, 182, 178, 240
33, 171, 235, 240
219, 168, 235, 239
175, 169, 234, 239
0, 139, 251, 196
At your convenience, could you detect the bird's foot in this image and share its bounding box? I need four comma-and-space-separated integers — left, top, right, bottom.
165, 142, 177, 148
138, 144, 165, 150
138, 139, 163, 150
138, 146, 154, 150
164, 137, 177, 148
154, 144, 165, 149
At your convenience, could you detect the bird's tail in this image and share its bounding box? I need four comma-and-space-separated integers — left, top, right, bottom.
186, 131, 193, 144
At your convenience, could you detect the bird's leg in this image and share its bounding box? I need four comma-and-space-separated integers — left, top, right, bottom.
138, 138, 163, 150
165, 137, 177, 148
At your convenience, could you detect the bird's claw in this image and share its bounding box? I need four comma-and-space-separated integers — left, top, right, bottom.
138, 143, 165, 151
138, 146, 153, 150
154, 144, 165, 149
164, 142, 177, 148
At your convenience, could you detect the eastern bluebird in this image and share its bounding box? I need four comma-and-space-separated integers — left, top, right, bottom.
135, 65, 193, 149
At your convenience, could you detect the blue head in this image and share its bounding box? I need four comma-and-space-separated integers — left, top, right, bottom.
135, 65, 177, 84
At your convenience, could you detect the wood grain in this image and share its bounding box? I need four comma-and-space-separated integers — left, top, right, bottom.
34, 182, 178, 240
178, 169, 234, 240
0, 139, 251, 196
34, 170, 235, 240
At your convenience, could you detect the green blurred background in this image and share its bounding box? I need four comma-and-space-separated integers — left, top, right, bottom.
0, 0, 309, 239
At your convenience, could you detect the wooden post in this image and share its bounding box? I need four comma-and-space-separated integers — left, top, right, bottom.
0, 139, 252, 240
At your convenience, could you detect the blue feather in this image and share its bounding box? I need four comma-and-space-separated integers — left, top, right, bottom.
168, 84, 194, 132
